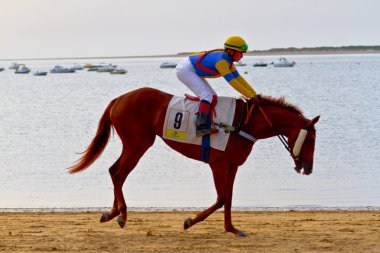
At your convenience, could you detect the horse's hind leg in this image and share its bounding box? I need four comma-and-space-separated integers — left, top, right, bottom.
184, 162, 230, 230
100, 159, 121, 223
108, 135, 155, 228
184, 163, 244, 236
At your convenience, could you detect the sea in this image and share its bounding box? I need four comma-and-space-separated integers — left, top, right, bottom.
1, 54, 379, 211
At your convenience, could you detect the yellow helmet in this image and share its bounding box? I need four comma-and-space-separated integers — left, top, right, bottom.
224, 36, 248, 53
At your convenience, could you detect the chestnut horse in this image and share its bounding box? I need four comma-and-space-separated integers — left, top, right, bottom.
69, 87, 319, 237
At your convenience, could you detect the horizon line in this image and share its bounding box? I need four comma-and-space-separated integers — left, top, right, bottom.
1, 45, 380, 62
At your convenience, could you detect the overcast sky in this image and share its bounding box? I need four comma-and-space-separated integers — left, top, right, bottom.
1, 0, 379, 59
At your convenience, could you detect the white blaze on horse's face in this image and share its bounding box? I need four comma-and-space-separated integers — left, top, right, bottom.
289, 116, 320, 175
293, 129, 308, 157
295, 115, 320, 175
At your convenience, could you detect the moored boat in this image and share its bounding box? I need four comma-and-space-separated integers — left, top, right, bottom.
15, 65, 31, 74
273, 58, 295, 67
110, 68, 127, 74
160, 62, 177, 68
234, 61, 247, 66
9, 62, 20, 69
71, 64, 83, 70
50, 65, 76, 73
253, 61, 268, 67
33, 70, 48, 76
97, 64, 117, 72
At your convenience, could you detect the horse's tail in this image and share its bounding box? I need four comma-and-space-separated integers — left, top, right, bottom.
68, 98, 117, 174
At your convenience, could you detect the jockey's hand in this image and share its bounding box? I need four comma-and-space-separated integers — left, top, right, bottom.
238, 95, 249, 101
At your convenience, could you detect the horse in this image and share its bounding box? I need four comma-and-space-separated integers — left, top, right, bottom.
69, 87, 319, 237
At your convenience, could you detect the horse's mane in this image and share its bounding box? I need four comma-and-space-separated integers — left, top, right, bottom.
258, 95, 304, 116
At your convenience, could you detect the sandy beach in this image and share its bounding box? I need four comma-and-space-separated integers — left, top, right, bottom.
0, 211, 379, 252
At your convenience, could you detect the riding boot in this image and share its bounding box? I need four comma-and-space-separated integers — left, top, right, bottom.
196, 100, 218, 137
196, 112, 210, 136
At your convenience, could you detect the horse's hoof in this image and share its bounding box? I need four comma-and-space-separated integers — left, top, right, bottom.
117, 216, 126, 228
184, 218, 192, 230
236, 231, 248, 237
100, 212, 109, 223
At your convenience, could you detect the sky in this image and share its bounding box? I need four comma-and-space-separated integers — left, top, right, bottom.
1, 0, 380, 59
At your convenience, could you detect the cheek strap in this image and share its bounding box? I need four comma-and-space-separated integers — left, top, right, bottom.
293, 129, 307, 157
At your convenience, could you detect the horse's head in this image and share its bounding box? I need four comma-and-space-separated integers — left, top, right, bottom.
250, 96, 320, 175
287, 116, 320, 175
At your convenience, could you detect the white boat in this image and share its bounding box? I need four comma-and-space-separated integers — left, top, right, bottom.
9, 62, 20, 69
97, 64, 117, 72
273, 58, 295, 67
160, 62, 177, 68
15, 65, 31, 74
234, 61, 247, 66
110, 68, 127, 74
71, 64, 83, 70
33, 70, 48, 76
50, 65, 76, 73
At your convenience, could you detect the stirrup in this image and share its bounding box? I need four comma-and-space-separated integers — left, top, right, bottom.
196, 127, 219, 137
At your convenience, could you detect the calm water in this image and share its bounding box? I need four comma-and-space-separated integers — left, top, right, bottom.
1, 54, 380, 210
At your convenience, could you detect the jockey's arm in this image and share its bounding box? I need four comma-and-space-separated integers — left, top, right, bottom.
215, 60, 257, 98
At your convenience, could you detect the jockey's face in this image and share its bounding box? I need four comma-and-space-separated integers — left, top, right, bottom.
232, 51, 243, 62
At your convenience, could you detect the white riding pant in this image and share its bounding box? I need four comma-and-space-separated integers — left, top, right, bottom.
176, 57, 216, 103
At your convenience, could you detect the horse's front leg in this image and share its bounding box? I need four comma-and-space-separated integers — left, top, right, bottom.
184, 162, 229, 230
223, 166, 248, 237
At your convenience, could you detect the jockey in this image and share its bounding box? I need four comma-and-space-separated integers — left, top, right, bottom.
176, 36, 257, 136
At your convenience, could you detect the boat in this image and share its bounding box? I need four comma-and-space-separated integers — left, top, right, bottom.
97, 64, 117, 72
110, 68, 127, 74
273, 58, 295, 67
50, 65, 76, 73
0, 67, 4, 72
234, 61, 247, 66
160, 62, 177, 68
83, 63, 96, 69
9, 62, 20, 69
33, 70, 48, 76
253, 61, 268, 67
87, 66, 100, 71
71, 64, 83, 70
15, 65, 31, 74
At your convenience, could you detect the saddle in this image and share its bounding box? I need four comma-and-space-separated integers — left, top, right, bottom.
162, 95, 236, 152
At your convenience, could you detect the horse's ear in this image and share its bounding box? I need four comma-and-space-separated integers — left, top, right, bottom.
310, 115, 320, 126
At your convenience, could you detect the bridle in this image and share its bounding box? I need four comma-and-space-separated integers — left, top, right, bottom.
238, 97, 311, 163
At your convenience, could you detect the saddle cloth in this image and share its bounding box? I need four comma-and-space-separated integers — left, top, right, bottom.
162, 96, 236, 151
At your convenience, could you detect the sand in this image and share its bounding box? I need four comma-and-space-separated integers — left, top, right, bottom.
1, 211, 379, 252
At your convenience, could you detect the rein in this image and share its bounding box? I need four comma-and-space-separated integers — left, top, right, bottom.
238, 97, 305, 162
256, 103, 296, 159
215, 97, 308, 162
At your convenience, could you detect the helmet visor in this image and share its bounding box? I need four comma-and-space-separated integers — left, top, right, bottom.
225, 43, 248, 52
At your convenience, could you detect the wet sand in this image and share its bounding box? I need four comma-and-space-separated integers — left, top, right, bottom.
1, 211, 379, 252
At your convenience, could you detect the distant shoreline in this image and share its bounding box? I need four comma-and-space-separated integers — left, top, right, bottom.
246, 49, 380, 56
1, 48, 380, 62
